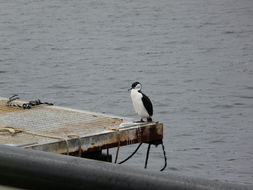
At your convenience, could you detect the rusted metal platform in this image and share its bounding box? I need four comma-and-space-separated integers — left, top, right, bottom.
0, 97, 163, 156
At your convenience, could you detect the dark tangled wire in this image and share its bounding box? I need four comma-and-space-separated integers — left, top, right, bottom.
6, 95, 53, 109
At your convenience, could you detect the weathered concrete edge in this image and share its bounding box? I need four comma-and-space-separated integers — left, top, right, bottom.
24, 122, 163, 154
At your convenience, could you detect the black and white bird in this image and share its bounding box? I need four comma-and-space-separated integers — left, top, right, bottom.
129, 82, 153, 122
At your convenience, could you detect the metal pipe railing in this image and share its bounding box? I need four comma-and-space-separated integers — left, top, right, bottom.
0, 145, 251, 190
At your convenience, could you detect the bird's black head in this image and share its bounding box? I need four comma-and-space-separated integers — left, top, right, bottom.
132, 82, 141, 89
128, 82, 142, 91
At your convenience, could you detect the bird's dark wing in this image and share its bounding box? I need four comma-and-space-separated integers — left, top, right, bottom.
141, 93, 153, 116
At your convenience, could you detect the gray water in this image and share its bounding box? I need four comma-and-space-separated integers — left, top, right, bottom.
1, 0, 253, 185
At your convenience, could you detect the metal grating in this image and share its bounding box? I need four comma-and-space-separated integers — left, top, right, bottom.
0, 98, 122, 144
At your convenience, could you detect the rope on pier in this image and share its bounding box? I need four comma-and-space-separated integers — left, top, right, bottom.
0, 126, 70, 155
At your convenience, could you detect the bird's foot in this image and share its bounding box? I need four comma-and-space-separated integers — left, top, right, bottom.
134, 119, 145, 123
147, 117, 152, 122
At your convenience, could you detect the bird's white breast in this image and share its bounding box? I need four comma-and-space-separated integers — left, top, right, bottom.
130, 90, 149, 118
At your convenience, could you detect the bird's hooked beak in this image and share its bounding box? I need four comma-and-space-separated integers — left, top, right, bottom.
128, 87, 132, 91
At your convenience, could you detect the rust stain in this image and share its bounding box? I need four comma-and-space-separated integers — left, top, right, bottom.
141, 123, 163, 143
84, 124, 163, 153
47, 117, 123, 135
82, 117, 123, 127
70, 117, 122, 128
47, 128, 74, 135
